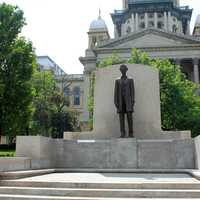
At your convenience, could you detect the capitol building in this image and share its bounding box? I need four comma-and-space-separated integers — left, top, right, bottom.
76, 0, 200, 127
37, 0, 200, 130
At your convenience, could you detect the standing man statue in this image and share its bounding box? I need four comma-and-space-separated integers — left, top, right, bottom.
114, 64, 135, 138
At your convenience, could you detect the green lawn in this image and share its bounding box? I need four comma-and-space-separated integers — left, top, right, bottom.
0, 150, 15, 157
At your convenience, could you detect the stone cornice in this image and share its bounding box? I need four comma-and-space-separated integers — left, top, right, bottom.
94, 44, 200, 54
98, 28, 200, 48
79, 56, 97, 65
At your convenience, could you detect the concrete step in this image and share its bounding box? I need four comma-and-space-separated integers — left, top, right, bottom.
0, 169, 55, 180
1, 180, 200, 189
0, 195, 196, 200
0, 187, 200, 198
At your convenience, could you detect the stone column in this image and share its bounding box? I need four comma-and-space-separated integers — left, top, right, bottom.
121, 23, 125, 36
145, 12, 148, 28
186, 20, 190, 35
164, 12, 167, 30
193, 58, 199, 84
168, 11, 172, 32
154, 12, 158, 29
135, 13, 139, 31
114, 25, 118, 38
131, 14, 135, 32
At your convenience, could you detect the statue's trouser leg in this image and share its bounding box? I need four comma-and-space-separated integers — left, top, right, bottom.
119, 113, 125, 137
127, 112, 134, 137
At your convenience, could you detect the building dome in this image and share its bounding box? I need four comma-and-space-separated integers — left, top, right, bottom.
89, 15, 108, 31
195, 14, 200, 27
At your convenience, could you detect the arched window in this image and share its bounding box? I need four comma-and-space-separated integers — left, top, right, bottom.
73, 87, 81, 106
92, 36, 97, 47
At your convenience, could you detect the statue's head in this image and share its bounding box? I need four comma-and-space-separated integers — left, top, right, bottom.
120, 64, 128, 75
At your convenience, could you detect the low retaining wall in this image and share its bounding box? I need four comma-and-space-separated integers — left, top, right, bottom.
16, 136, 195, 169
195, 135, 200, 169
16, 136, 55, 169
0, 157, 31, 172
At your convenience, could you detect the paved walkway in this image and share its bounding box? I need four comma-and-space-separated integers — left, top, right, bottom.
16, 173, 199, 183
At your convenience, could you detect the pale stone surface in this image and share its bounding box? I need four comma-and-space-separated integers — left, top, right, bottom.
195, 135, 200, 169
16, 136, 55, 169
16, 172, 199, 183
65, 64, 192, 140
138, 139, 195, 169
117, 34, 183, 48
0, 172, 200, 199
0, 157, 31, 172
16, 136, 195, 169
64, 130, 191, 140
59, 139, 137, 169
92, 64, 161, 139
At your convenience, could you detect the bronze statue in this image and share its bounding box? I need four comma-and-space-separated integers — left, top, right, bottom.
114, 64, 135, 138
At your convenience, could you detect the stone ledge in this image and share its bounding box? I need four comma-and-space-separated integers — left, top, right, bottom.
0, 157, 31, 172
64, 130, 191, 141
16, 136, 195, 170
0, 168, 200, 181
0, 169, 55, 180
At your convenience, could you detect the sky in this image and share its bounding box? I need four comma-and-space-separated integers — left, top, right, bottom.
0, 0, 199, 74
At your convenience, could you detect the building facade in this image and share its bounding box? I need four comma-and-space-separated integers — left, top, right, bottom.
79, 0, 200, 124
37, 56, 85, 123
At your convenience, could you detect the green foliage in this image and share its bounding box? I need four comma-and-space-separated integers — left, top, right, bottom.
0, 3, 36, 140
97, 53, 125, 68
51, 111, 79, 138
30, 71, 56, 136
0, 150, 15, 157
0, 3, 79, 139
0, 3, 25, 51
88, 72, 95, 129
31, 70, 79, 137
128, 49, 151, 65
127, 49, 200, 136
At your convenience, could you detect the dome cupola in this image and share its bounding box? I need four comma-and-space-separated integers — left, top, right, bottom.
89, 12, 108, 31
88, 10, 110, 49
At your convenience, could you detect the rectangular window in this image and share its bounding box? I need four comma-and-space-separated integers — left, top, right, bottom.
74, 96, 80, 106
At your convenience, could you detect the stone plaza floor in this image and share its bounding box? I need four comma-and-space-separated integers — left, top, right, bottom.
15, 172, 199, 183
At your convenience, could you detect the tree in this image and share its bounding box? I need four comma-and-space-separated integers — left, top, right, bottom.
97, 53, 125, 68
30, 70, 56, 136
0, 3, 36, 140
96, 49, 200, 137
31, 70, 79, 138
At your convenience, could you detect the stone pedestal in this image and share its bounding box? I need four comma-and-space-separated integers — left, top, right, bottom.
16, 136, 195, 170
15, 64, 196, 171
